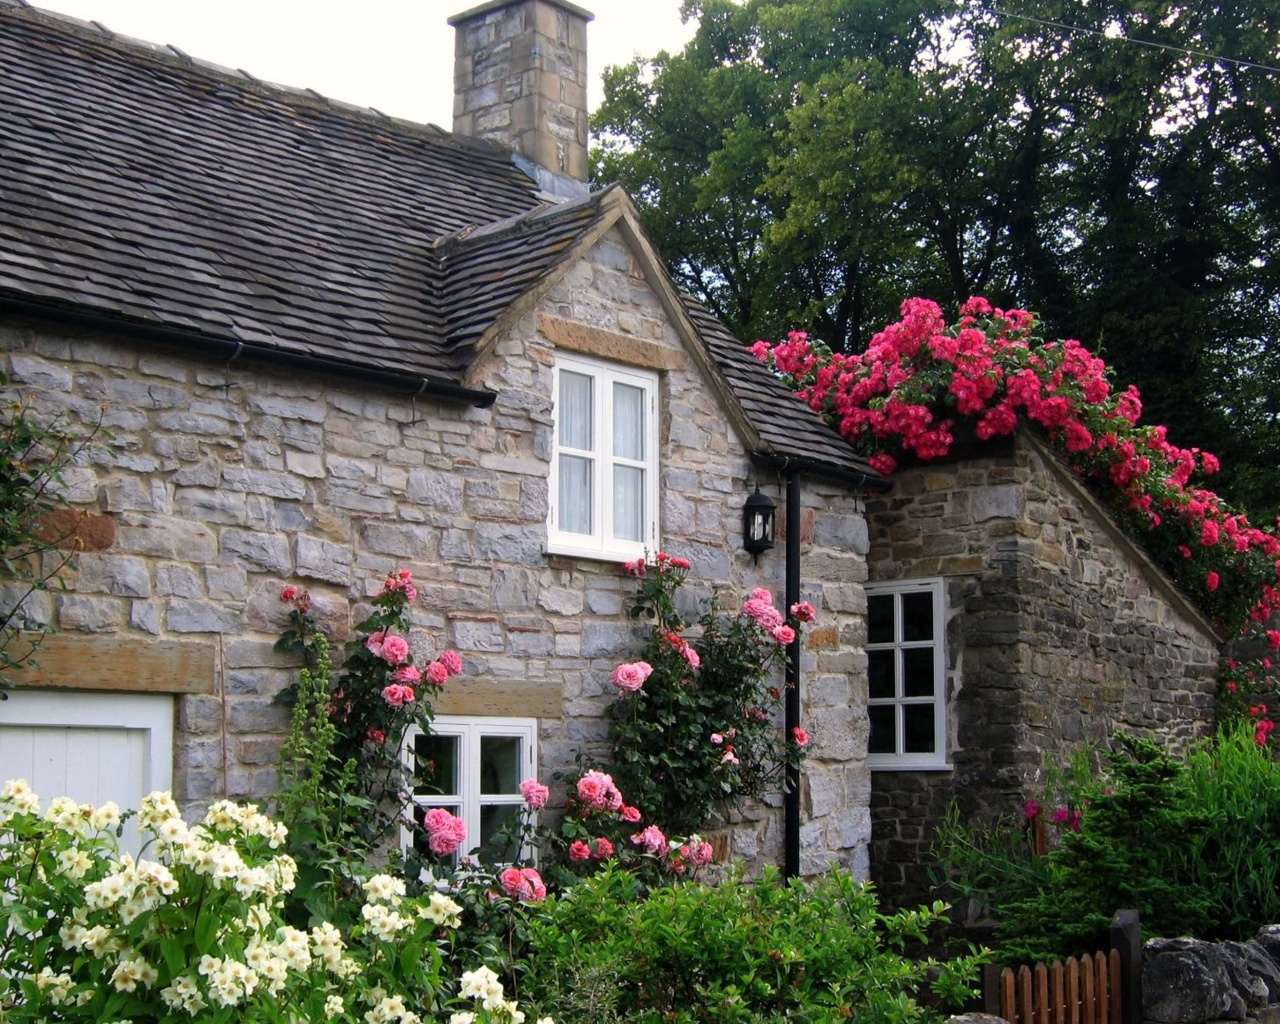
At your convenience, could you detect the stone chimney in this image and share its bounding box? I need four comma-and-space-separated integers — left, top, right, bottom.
449, 0, 594, 185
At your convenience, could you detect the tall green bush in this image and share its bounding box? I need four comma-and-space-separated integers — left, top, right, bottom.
935, 727, 1280, 962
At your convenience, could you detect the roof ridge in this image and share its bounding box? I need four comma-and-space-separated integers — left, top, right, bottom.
435, 186, 614, 255
4, 2, 529, 174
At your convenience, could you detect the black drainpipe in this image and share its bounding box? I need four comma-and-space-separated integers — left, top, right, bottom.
784, 466, 802, 880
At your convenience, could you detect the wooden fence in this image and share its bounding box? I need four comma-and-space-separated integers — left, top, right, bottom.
982, 910, 1143, 1024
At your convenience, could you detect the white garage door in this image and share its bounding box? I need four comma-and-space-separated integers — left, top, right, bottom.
0, 690, 174, 850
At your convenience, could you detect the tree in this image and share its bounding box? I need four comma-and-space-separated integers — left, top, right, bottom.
593, 0, 1280, 514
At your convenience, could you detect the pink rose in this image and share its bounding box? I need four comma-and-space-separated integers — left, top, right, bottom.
425, 660, 449, 686
365, 727, 385, 744
365, 631, 387, 657
379, 635, 410, 666
721, 749, 739, 765
438, 650, 463, 675
519, 779, 549, 810
630, 825, 667, 855
392, 665, 421, 685
423, 808, 466, 857
623, 558, 646, 577
1206, 571, 1220, 591
280, 586, 298, 601
381, 683, 416, 708
1023, 800, 1041, 820
576, 770, 621, 811
592, 837, 615, 859
710, 733, 724, 745
750, 587, 773, 604
610, 661, 654, 693
499, 866, 546, 901
670, 556, 691, 570
792, 726, 809, 747
568, 840, 591, 862
620, 805, 642, 823
771, 625, 797, 645
691, 839, 714, 866
680, 646, 701, 670
790, 601, 817, 622
382, 569, 418, 603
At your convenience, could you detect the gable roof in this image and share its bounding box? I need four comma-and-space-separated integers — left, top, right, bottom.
0, 1, 880, 485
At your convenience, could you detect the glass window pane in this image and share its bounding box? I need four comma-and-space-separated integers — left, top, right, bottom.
902, 591, 934, 642
868, 650, 895, 699
559, 454, 593, 535
903, 648, 935, 698
414, 733, 458, 797
613, 382, 645, 461
868, 594, 894, 644
903, 704, 936, 754
480, 736, 522, 795
868, 705, 897, 755
613, 465, 644, 542
479, 803, 524, 863
559, 371, 593, 451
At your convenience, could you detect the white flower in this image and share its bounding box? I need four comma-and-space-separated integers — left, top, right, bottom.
137, 791, 180, 830
326, 995, 345, 1016
55, 847, 94, 880
45, 795, 86, 832
110, 956, 158, 993
449, 1014, 477, 1024
361, 902, 412, 941
460, 965, 501, 1001
362, 873, 406, 904
418, 891, 463, 928
88, 801, 121, 831
1, 778, 40, 815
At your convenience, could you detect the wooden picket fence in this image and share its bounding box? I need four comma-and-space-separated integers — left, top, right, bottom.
982, 911, 1143, 1024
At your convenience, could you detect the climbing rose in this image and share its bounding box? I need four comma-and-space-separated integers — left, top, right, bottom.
772, 625, 797, 645
519, 779, 549, 809
438, 649, 463, 675
680, 645, 701, 670
280, 586, 298, 601
568, 841, 591, 862
669, 556, 691, 569
592, 837, 615, 859
610, 661, 653, 693
382, 569, 418, 603
576, 770, 622, 811
425, 660, 449, 686
391, 665, 421, 685
365, 727, 385, 744
423, 808, 467, 857
790, 602, 817, 622
620, 805, 642, 823
792, 726, 809, 747
622, 558, 646, 576
630, 825, 666, 855
381, 684, 416, 708
499, 866, 546, 901
1206, 571, 1220, 592
378, 635, 410, 666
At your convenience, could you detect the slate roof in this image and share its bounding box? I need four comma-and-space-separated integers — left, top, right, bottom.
0, 1, 879, 484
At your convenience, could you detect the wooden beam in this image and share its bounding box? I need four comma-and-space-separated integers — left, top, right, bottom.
432, 676, 561, 719
5, 633, 215, 695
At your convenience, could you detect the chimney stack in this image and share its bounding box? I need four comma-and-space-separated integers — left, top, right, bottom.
449, 0, 594, 186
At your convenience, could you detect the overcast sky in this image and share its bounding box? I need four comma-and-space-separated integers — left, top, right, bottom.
30, 0, 699, 128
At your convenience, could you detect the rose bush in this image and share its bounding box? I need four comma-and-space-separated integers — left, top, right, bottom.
751, 298, 1280, 635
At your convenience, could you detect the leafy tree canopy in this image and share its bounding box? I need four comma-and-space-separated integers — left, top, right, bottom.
592, 0, 1280, 514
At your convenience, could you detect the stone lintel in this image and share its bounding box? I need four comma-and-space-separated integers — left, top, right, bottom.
7, 633, 215, 694
537, 314, 686, 372
432, 675, 561, 718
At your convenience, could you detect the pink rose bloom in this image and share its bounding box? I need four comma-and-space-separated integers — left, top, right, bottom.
743, 599, 784, 630
499, 866, 546, 901
379, 634, 410, 666
772, 625, 797, 645
425, 660, 449, 686
521, 867, 547, 901
1023, 800, 1041, 820
381, 683, 416, 708
576, 770, 621, 811
691, 839, 714, 866
710, 733, 724, 745
669, 556, 691, 570
610, 661, 654, 693
630, 825, 667, 855
519, 779, 549, 810
592, 837, 615, 859
751, 587, 773, 604
790, 601, 817, 622
680, 645, 701, 670
392, 665, 421, 685
438, 650, 463, 675
1050, 806, 1070, 826
568, 840, 591, 862
721, 749, 740, 765
423, 808, 467, 857
1206, 571, 1220, 591
792, 726, 809, 747
382, 569, 418, 603
365, 631, 387, 658
280, 585, 298, 601
620, 805, 642, 823
623, 558, 646, 577
365, 727, 385, 744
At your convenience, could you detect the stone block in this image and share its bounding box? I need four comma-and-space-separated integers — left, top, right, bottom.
155, 563, 202, 599
166, 599, 243, 634
407, 469, 463, 512
56, 595, 126, 632
221, 529, 291, 574
973, 484, 1024, 522
362, 522, 436, 560
475, 522, 543, 564
226, 698, 291, 735
72, 553, 151, 598
294, 535, 354, 585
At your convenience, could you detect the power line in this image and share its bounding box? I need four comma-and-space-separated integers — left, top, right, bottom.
981, 5, 1280, 76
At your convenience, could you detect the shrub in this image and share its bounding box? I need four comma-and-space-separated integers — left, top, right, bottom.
934, 727, 1280, 962
518, 864, 984, 1024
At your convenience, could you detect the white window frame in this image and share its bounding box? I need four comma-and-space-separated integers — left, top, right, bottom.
547, 353, 659, 562
400, 715, 537, 865
865, 579, 950, 770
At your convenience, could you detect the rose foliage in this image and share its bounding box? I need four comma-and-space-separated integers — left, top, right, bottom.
751, 297, 1280, 635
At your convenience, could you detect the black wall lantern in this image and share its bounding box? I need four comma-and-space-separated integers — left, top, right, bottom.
742, 485, 777, 559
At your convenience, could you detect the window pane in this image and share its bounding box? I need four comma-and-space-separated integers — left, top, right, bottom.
559, 371, 593, 451
903, 703, 936, 754
868, 594, 894, 644
613, 465, 644, 542
902, 648, 935, 698
559, 454, 593, 534
480, 736, 522, 795
479, 803, 524, 863
868, 705, 896, 755
868, 650, 895, 699
613, 382, 645, 461
902, 591, 934, 642
414, 733, 458, 797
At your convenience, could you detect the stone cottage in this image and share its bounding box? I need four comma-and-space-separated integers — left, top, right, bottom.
0, 0, 881, 876
0, 0, 1226, 897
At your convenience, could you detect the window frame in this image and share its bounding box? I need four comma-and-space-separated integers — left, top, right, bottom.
547, 352, 659, 562
865, 578, 950, 771
400, 715, 538, 865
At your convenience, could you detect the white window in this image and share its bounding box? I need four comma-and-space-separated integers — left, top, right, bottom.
401, 716, 537, 865
865, 579, 949, 770
548, 353, 659, 561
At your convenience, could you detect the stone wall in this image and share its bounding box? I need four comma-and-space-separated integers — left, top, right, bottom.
864, 432, 1219, 909
0, 225, 872, 873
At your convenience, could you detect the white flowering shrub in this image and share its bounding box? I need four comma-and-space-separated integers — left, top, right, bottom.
0, 780, 548, 1024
